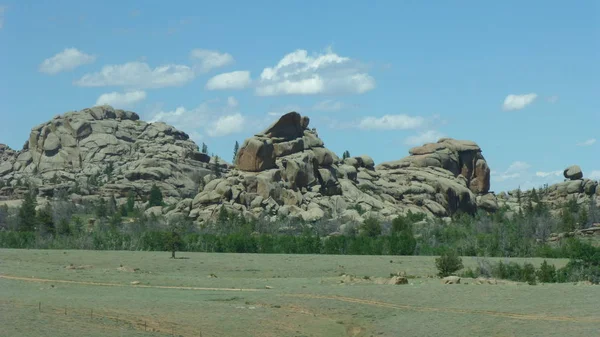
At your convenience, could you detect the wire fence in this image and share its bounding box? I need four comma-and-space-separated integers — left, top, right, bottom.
1, 300, 204, 337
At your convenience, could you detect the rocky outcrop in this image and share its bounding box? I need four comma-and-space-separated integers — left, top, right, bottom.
497, 165, 599, 215
188, 112, 497, 225
1, 108, 500, 228
0, 105, 216, 199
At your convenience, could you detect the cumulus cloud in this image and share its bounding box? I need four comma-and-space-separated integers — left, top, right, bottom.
577, 138, 596, 147
207, 113, 245, 137
148, 96, 245, 138
502, 93, 537, 111
256, 48, 375, 96
39, 48, 96, 75
404, 130, 445, 146
358, 114, 424, 130
95, 90, 146, 108
74, 62, 195, 88
190, 49, 234, 73
206, 71, 251, 90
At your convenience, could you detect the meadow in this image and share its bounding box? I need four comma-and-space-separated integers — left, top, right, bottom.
1, 249, 599, 337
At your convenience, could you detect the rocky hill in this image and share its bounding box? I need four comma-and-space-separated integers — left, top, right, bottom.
497, 165, 599, 214
6, 106, 597, 229
0, 105, 219, 202
0, 107, 501, 226
184, 111, 498, 224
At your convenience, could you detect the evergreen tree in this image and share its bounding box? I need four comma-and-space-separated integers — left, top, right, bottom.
18, 191, 37, 232
213, 156, 222, 178
126, 191, 136, 213
56, 218, 72, 236
233, 141, 239, 162
578, 207, 589, 229
148, 184, 164, 207
390, 215, 417, 255
37, 203, 55, 235
201, 143, 208, 154
107, 194, 117, 215
361, 217, 381, 238
95, 198, 108, 218
342, 150, 351, 160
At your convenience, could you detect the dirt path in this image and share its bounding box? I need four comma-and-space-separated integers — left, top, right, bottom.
3, 273, 599, 324
0, 274, 262, 292
285, 293, 600, 323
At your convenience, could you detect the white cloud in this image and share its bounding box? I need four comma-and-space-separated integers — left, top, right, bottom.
535, 170, 562, 178
502, 93, 537, 111
0, 6, 6, 29
313, 99, 345, 112
577, 138, 596, 147
207, 113, 245, 137
358, 114, 424, 130
39, 48, 96, 75
148, 97, 247, 139
74, 62, 194, 88
256, 48, 375, 96
493, 161, 531, 182
404, 130, 445, 146
95, 90, 146, 108
505, 161, 531, 173
190, 49, 234, 73
206, 71, 251, 90
590, 171, 600, 180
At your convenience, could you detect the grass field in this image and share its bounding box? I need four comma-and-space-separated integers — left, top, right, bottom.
1, 249, 599, 337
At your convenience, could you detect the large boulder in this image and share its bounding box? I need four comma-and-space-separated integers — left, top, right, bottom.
564, 165, 583, 180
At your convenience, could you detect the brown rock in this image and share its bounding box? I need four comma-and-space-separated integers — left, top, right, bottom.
235, 138, 276, 172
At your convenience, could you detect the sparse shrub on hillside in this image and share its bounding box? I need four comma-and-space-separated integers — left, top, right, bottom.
148, 184, 164, 208
361, 217, 382, 238
435, 250, 464, 277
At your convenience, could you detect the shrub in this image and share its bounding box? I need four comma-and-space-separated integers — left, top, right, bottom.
536, 260, 557, 283
360, 217, 381, 238
435, 250, 464, 277
522, 263, 537, 285
148, 185, 164, 208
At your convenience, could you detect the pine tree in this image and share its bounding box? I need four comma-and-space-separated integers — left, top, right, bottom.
342, 150, 351, 160
18, 191, 37, 232
95, 198, 108, 218
201, 143, 208, 154
126, 191, 136, 214
233, 141, 239, 162
148, 184, 164, 207
213, 156, 222, 178
37, 203, 55, 235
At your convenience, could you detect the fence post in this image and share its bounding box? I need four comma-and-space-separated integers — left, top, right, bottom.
38, 302, 41, 312
144, 321, 147, 331
64, 307, 67, 315
90, 309, 93, 319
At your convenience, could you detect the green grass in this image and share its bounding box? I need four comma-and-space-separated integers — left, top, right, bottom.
1, 249, 598, 337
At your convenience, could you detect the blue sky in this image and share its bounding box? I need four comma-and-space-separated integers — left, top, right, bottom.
0, 0, 598, 192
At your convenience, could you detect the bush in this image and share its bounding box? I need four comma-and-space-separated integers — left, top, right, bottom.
536, 260, 557, 283
435, 251, 464, 277
148, 185, 164, 208
360, 217, 381, 238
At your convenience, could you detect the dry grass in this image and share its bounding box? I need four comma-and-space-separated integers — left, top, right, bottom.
0, 249, 599, 337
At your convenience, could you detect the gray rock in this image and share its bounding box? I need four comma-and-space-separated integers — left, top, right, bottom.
564, 165, 583, 180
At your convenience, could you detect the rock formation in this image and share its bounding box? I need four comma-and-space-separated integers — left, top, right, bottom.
0, 105, 216, 200
186, 111, 498, 225
0, 107, 502, 227
497, 165, 599, 213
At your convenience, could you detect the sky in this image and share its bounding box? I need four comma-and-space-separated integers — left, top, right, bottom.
0, 0, 598, 192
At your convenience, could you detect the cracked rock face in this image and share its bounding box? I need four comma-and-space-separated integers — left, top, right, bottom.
0, 105, 214, 199
188, 111, 498, 225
